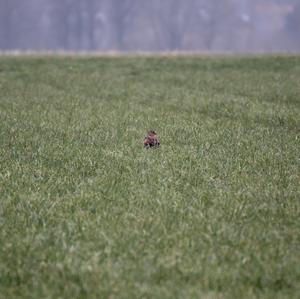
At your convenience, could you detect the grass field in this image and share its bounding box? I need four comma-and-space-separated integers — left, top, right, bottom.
0, 54, 299, 299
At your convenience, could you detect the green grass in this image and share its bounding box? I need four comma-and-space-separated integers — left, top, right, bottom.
0, 54, 299, 299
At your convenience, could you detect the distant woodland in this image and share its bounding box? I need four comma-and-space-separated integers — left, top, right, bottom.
0, 0, 299, 52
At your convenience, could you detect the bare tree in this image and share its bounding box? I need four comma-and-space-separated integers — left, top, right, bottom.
0, 0, 48, 50
285, 2, 300, 49
150, 0, 189, 51
104, 0, 138, 50
195, 0, 238, 50
0, 0, 18, 49
49, 0, 71, 49
86, 0, 96, 50
146, 0, 238, 51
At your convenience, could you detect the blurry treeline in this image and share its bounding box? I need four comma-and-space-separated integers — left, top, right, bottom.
0, 0, 299, 52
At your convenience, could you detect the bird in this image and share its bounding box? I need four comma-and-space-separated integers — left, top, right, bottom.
143, 130, 160, 148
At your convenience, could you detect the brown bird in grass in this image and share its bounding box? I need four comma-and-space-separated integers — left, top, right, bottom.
143, 130, 160, 148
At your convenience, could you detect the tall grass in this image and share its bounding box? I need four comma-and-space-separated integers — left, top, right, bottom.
0, 55, 299, 298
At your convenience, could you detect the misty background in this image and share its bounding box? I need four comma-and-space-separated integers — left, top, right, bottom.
0, 0, 299, 52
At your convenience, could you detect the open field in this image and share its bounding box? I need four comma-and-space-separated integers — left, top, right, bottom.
0, 55, 299, 299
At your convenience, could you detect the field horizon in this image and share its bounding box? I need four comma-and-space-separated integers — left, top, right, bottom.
0, 55, 299, 298
1, 51, 300, 57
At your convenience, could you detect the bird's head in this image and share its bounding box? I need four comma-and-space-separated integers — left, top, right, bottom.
148, 130, 156, 136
